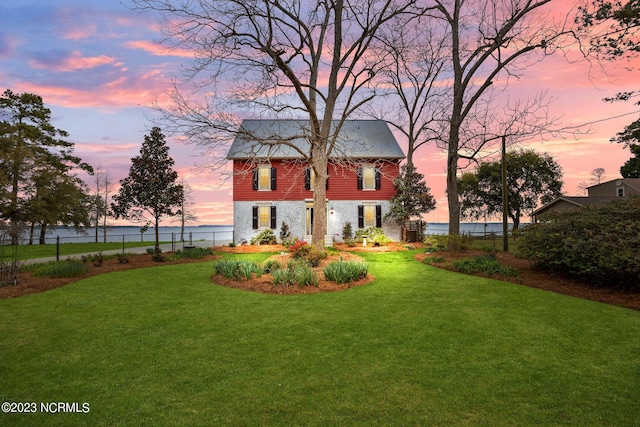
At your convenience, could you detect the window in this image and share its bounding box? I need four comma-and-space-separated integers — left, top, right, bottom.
357, 166, 380, 190
253, 165, 276, 191
252, 205, 276, 229
305, 167, 329, 191
358, 205, 382, 228
618, 187, 625, 197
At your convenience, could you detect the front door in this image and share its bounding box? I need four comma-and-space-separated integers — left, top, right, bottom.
305, 202, 314, 237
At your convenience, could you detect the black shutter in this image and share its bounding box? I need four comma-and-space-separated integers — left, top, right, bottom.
358, 205, 364, 228
375, 205, 382, 228
252, 169, 258, 191
252, 206, 259, 229
326, 166, 329, 190
305, 168, 311, 190
270, 206, 277, 229
375, 169, 381, 190
357, 168, 363, 190
270, 167, 277, 190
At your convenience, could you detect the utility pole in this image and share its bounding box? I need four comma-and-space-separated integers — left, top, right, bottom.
501, 135, 508, 252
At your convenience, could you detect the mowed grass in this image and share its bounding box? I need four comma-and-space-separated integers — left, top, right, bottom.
4, 241, 168, 261
0, 250, 638, 426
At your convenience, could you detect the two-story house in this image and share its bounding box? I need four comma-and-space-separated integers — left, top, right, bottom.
532, 178, 640, 221
226, 119, 405, 245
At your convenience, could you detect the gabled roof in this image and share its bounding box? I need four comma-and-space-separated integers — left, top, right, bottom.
531, 196, 616, 217
226, 119, 405, 160
587, 178, 640, 192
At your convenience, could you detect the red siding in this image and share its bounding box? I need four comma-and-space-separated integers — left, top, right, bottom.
233, 160, 400, 201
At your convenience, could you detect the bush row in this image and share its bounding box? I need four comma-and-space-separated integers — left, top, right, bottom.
212, 257, 369, 287
518, 196, 640, 290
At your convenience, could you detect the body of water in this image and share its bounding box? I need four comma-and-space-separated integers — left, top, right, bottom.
17, 225, 234, 245
16, 222, 514, 245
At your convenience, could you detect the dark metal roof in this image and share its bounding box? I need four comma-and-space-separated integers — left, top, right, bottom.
226, 119, 405, 160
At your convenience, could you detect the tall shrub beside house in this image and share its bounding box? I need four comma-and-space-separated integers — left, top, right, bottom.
519, 196, 640, 290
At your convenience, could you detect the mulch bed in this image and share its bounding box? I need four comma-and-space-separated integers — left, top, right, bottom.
1, 243, 638, 311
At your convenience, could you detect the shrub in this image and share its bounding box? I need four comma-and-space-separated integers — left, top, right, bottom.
288, 241, 327, 266
229, 242, 236, 248
342, 221, 354, 244
354, 227, 392, 246
323, 260, 368, 284
32, 260, 89, 278
213, 259, 263, 281
289, 240, 310, 258
518, 196, 640, 290
422, 256, 445, 265
250, 228, 277, 245
452, 254, 518, 277
279, 221, 291, 244
116, 254, 130, 264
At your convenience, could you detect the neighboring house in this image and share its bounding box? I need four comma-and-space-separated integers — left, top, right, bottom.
532, 178, 640, 221
226, 119, 405, 245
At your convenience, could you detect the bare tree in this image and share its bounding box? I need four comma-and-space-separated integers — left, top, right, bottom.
134, 0, 420, 249
578, 167, 606, 194
426, 0, 574, 235
172, 178, 198, 242
92, 166, 113, 243
370, 15, 451, 167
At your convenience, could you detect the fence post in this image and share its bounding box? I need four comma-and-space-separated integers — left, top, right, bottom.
122, 235, 125, 254
172, 233, 175, 252
56, 235, 60, 261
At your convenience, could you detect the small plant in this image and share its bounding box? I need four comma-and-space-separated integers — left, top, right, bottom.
250, 228, 277, 245
422, 256, 445, 265
279, 221, 291, 244
32, 260, 89, 279
116, 253, 130, 264
229, 242, 236, 248
175, 247, 213, 259
342, 221, 354, 244
151, 248, 165, 262
263, 259, 282, 273
213, 259, 263, 281
288, 241, 326, 267
323, 260, 368, 284
452, 254, 518, 277
90, 253, 104, 267
429, 234, 468, 251
289, 240, 310, 258
272, 259, 318, 287
354, 227, 392, 246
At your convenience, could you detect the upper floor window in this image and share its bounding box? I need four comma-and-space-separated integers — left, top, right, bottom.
618, 187, 625, 197
357, 165, 380, 190
305, 167, 329, 191
253, 165, 276, 191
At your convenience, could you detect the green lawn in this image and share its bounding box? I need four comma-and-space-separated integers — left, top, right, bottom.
1, 250, 638, 426
2, 241, 167, 261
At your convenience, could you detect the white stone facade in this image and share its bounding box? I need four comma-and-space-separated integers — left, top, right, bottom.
233, 200, 400, 244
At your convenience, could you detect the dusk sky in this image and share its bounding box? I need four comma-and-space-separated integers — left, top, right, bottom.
1, 0, 638, 226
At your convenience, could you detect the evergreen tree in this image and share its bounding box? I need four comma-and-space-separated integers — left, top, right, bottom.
385, 164, 436, 241
0, 89, 92, 244
111, 127, 184, 253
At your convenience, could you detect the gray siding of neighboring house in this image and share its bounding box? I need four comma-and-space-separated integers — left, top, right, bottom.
233, 200, 400, 244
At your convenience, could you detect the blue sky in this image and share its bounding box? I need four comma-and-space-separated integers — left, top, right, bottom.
1, 0, 638, 224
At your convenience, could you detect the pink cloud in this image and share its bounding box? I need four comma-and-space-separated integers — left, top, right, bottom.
29, 51, 116, 72
124, 40, 195, 58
